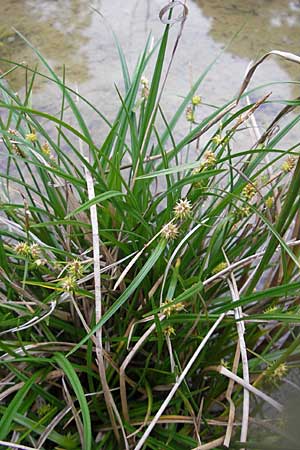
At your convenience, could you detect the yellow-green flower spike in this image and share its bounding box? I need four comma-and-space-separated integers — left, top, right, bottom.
26, 132, 37, 143
192, 95, 201, 106
212, 261, 227, 274
281, 156, 295, 174
185, 106, 195, 123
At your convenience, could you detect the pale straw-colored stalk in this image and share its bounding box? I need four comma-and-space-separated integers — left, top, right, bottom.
134, 313, 226, 450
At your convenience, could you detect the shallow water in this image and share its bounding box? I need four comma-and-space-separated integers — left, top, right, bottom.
1, 0, 300, 127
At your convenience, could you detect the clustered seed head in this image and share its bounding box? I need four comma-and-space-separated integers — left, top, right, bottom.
54, 261, 63, 271
220, 358, 229, 368
265, 196, 274, 208
212, 261, 227, 274
192, 151, 217, 175
15, 242, 41, 259
202, 150, 217, 168
281, 156, 295, 174
141, 76, 149, 87
162, 222, 179, 240
272, 363, 288, 380
172, 302, 185, 313
15, 242, 31, 257
212, 134, 223, 145
142, 86, 149, 99
191, 166, 202, 175
234, 206, 251, 221
185, 93, 201, 122
29, 244, 40, 259
242, 182, 256, 200
174, 198, 192, 220
67, 259, 84, 279
11, 143, 25, 158
41, 142, 51, 156
34, 258, 46, 267
8, 129, 24, 157
162, 299, 185, 317
141, 75, 149, 99
61, 276, 77, 292
192, 95, 201, 106
164, 325, 176, 336
185, 105, 195, 123
26, 132, 37, 143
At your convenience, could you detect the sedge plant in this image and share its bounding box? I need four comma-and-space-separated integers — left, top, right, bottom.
1, 3, 300, 449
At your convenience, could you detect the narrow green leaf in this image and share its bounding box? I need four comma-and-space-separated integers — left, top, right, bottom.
0, 406, 79, 448
67, 240, 166, 357
54, 352, 92, 450
136, 162, 223, 179
65, 191, 124, 218
0, 370, 40, 439
247, 159, 300, 292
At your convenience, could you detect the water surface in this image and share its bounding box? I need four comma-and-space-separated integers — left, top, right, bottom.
1, 0, 300, 125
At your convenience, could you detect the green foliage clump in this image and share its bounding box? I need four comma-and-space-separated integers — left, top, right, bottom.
1, 4, 300, 450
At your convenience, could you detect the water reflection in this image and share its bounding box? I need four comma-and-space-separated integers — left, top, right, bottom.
1, 0, 300, 128
0, 0, 94, 90
195, 0, 300, 82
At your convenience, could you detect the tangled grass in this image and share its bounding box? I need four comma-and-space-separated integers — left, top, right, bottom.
1, 3, 300, 449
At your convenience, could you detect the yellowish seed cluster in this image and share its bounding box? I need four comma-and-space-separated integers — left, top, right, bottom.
15, 242, 31, 257
61, 275, 77, 292
202, 150, 217, 168
41, 142, 51, 156
141, 75, 149, 99
185, 92, 201, 123
174, 198, 192, 220
41, 141, 56, 163
11, 143, 25, 158
211, 134, 223, 145
212, 261, 227, 274
67, 259, 84, 279
26, 132, 37, 143
162, 299, 185, 317
161, 198, 193, 242
164, 325, 176, 336
7, 129, 25, 158
15, 242, 41, 259
29, 243, 40, 259
192, 150, 217, 176
234, 206, 251, 221
192, 95, 201, 106
242, 183, 256, 200
281, 156, 295, 173
272, 363, 288, 380
185, 106, 195, 123
191, 165, 202, 175
162, 222, 179, 240
265, 196, 274, 208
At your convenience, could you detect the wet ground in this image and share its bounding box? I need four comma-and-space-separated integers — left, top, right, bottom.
1, 0, 300, 130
